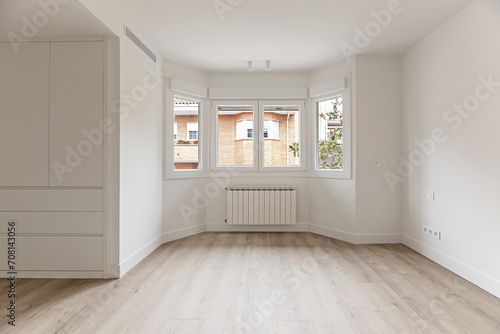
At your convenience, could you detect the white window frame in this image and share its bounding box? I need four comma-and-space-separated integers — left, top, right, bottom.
211, 100, 305, 173
166, 94, 206, 179
212, 100, 259, 172
259, 101, 305, 171
311, 91, 351, 179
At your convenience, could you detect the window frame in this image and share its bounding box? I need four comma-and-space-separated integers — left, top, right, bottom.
212, 100, 259, 172
311, 91, 351, 179
166, 94, 206, 179
211, 100, 306, 174
259, 100, 305, 171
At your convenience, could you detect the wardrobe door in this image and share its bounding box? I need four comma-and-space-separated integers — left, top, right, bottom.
49, 41, 103, 186
0, 43, 50, 186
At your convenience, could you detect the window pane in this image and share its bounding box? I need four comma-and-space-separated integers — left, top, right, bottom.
217, 105, 254, 167
263, 105, 300, 167
317, 98, 343, 170
174, 97, 200, 170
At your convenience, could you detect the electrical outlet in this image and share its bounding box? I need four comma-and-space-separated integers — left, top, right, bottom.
374, 160, 386, 168
426, 191, 435, 201
423, 226, 441, 240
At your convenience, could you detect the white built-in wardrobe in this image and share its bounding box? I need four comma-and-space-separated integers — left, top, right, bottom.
0, 39, 111, 278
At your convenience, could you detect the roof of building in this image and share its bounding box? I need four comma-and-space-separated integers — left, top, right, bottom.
174, 97, 198, 105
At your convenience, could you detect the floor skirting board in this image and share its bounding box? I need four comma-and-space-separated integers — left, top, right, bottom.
205, 223, 309, 233
119, 235, 164, 277
308, 224, 402, 244
403, 234, 500, 299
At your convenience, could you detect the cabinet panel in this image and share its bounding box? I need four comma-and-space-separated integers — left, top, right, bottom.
0, 212, 102, 234
0, 189, 103, 212
0, 236, 102, 271
49, 42, 103, 186
0, 43, 50, 186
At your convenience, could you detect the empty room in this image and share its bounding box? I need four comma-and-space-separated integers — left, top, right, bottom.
1, 0, 499, 333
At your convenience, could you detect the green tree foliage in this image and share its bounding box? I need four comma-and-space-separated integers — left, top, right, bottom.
288, 142, 299, 157
318, 98, 343, 169
288, 98, 343, 169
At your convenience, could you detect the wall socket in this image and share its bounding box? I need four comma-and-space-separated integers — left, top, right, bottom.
426, 191, 435, 201
423, 226, 441, 240
373, 160, 386, 168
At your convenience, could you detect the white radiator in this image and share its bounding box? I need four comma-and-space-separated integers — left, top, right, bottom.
225, 186, 296, 225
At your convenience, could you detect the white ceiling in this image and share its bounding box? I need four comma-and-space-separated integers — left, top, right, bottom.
1, 0, 474, 73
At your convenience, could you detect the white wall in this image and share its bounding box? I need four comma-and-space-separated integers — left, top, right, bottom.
118, 38, 164, 275
355, 56, 402, 242
402, 0, 500, 297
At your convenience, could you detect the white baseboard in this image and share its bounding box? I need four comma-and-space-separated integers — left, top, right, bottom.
162, 224, 206, 244
309, 224, 401, 244
119, 234, 163, 277
0, 271, 103, 279
309, 224, 357, 243
206, 223, 309, 232
403, 234, 500, 299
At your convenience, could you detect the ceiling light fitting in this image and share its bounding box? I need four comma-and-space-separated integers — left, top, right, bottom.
246, 60, 271, 72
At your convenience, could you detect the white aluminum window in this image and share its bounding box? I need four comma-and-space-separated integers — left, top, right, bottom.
172, 96, 201, 172
213, 100, 304, 172
313, 93, 351, 178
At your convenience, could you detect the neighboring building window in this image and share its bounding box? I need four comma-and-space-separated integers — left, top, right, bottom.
263, 119, 279, 140
174, 97, 200, 170
187, 122, 198, 140
218, 105, 255, 167
236, 119, 254, 140
316, 97, 344, 170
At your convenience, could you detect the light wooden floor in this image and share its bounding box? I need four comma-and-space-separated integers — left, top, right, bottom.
1, 232, 499, 333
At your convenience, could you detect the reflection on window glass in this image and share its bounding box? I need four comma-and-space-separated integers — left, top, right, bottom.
317, 98, 343, 170
263, 105, 300, 167
174, 97, 200, 170
217, 105, 254, 167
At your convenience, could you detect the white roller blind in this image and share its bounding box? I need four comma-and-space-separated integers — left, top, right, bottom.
187, 122, 198, 132
264, 119, 279, 140
236, 120, 252, 139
